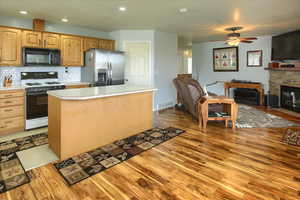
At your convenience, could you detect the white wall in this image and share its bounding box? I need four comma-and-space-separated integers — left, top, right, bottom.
110, 30, 178, 110
178, 38, 192, 74
110, 30, 155, 51
192, 36, 272, 95
109, 30, 155, 84
153, 31, 178, 110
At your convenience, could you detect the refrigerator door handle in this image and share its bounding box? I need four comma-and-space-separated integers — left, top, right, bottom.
106, 62, 110, 85
107, 62, 111, 85
105, 68, 109, 85
109, 62, 113, 84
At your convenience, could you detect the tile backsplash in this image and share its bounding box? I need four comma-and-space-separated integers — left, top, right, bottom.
0, 66, 81, 86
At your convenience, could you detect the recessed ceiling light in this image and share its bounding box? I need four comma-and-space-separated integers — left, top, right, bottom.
19, 10, 28, 15
119, 7, 127, 11
61, 18, 68, 22
179, 8, 188, 13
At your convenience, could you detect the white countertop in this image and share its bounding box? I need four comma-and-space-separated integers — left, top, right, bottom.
47, 84, 157, 100
0, 85, 25, 91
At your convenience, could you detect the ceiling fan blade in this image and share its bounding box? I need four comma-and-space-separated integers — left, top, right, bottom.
240, 40, 253, 43
240, 37, 257, 40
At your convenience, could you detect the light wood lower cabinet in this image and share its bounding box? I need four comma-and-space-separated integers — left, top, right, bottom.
0, 90, 25, 135
0, 106, 23, 119
61, 35, 83, 66
0, 97, 24, 107
0, 117, 24, 133
65, 84, 89, 89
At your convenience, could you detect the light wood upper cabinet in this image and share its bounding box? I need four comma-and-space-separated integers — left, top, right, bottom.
84, 38, 99, 51
0, 27, 21, 66
43, 33, 60, 49
22, 31, 60, 49
99, 39, 115, 51
22, 30, 42, 47
0, 25, 115, 68
61, 35, 83, 66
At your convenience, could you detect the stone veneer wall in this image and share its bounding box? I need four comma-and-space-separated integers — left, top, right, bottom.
269, 70, 300, 96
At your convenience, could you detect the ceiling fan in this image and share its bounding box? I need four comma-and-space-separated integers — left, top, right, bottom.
225, 26, 257, 46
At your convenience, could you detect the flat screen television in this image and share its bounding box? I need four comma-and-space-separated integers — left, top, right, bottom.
272, 30, 300, 60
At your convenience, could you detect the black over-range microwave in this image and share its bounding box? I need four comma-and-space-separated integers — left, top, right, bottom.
23, 47, 61, 66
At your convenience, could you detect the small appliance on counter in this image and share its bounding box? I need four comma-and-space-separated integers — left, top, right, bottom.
3, 75, 13, 87
280, 63, 295, 68
268, 62, 279, 68
82, 49, 125, 87
21, 71, 65, 130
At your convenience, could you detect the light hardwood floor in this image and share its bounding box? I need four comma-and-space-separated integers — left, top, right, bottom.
1, 107, 300, 200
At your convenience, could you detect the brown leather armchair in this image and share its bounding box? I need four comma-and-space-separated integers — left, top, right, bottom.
173, 77, 222, 119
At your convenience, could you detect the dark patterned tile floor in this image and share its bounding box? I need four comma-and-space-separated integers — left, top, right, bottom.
0, 133, 48, 194
0, 153, 29, 193
54, 127, 185, 185
0, 133, 48, 156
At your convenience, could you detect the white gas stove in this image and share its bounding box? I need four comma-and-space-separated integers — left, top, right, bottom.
21, 72, 66, 130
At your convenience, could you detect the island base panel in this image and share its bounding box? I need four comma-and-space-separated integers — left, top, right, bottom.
48, 92, 153, 160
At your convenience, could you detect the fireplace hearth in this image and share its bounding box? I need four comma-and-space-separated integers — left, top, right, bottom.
281, 85, 300, 113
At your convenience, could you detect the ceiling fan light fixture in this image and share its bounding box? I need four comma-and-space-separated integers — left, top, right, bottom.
227, 39, 240, 46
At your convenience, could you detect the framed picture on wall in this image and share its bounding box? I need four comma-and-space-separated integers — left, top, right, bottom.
213, 47, 239, 72
247, 50, 262, 67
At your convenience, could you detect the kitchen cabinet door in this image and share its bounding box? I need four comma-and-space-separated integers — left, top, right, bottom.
0, 27, 22, 66
84, 38, 99, 51
43, 33, 60, 49
65, 84, 89, 89
22, 30, 42, 47
99, 39, 115, 51
61, 35, 83, 66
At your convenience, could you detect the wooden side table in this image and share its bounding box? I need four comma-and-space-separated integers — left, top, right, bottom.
198, 96, 238, 132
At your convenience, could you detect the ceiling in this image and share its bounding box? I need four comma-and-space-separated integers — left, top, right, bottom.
1, 0, 300, 43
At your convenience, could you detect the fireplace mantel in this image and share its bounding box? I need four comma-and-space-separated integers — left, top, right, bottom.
265, 67, 300, 71
269, 70, 300, 97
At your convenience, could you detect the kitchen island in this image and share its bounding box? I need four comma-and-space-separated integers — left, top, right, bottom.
47, 85, 156, 160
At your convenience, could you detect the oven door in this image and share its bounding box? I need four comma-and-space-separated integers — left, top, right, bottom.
26, 92, 48, 120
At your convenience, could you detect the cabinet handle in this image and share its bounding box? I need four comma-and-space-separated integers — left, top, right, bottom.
44, 40, 46, 47
4, 109, 13, 112
4, 101, 12, 104
0, 48, 2, 62
4, 94, 13, 98
39, 39, 42, 46
4, 120, 13, 124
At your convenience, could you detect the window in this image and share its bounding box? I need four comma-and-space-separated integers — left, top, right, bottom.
187, 57, 192, 74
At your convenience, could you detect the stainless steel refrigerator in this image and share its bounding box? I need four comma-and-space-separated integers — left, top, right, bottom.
81, 48, 125, 86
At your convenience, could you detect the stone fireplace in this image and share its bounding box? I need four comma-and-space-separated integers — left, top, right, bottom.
281, 85, 300, 113
269, 70, 300, 112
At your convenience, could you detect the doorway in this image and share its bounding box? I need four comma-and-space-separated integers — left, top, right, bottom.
123, 41, 152, 85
